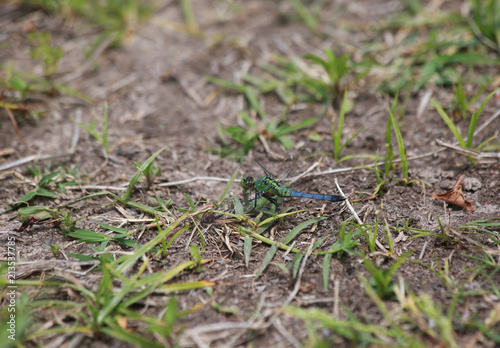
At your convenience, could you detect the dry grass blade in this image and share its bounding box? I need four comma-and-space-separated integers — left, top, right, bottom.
2, 2, 500, 347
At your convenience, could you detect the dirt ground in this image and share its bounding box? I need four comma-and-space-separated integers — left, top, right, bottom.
1, 1, 500, 347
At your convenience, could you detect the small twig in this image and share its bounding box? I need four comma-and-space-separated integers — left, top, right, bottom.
177, 77, 207, 109
435, 106, 500, 160
419, 240, 428, 260
334, 178, 359, 223
283, 241, 296, 258
436, 139, 499, 164
258, 134, 286, 161
416, 89, 433, 119
248, 293, 267, 322
333, 278, 340, 318
4, 106, 29, 152
272, 317, 301, 348
283, 239, 315, 306
0, 153, 70, 171
158, 176, 230, 187
65, 184, 127, 191
288, 158, 321, 185
14, 260, 99, 279
313, 149, 441, 178
297, 297, 334, 305
69, 108, 82, 154
189, 332, 209, 348
184, 322, 267, 348
110, 75, 138, 93
65, 175, 231, 192
90, 251, 135, 256
335, 178, 387, 252
474, 107, 500, 136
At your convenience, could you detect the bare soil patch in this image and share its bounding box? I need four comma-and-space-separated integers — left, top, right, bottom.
1, 1, 499, 347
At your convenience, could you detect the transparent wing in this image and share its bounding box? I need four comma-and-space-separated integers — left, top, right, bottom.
255, 159, 294, 186
254, 159, 277, 179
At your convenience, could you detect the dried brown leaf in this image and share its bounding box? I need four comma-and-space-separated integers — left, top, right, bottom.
432, 174, 474, 211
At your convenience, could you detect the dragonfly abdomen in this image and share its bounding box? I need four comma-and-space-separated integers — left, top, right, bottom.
285, 189, 344, 202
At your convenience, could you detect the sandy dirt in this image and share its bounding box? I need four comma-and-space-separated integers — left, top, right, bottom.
1, 1, 499, 347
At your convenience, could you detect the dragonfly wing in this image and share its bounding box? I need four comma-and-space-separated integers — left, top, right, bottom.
276, 167, 295, 186
254, 159, 277, 179
254, 159, 294, 185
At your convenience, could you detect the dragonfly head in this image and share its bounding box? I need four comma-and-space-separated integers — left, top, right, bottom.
241, 176, 255, 190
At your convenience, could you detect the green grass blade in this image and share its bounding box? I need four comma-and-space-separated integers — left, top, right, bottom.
179, 0, 199, 35
115, 213, 188, 273
467, 110, 481, 149
385, 112, 394, 176
245, 89, 267, 119
282, 217, 326, 245
255, 244, 278, 278
95, 223, 129, 234
67, 227, 111, 243
244, 235, 252, 268
257, 210, 305, 229
232, 195, 245, 215
101, 322, 163, 348
338, 125, 364, 156
102, 102, 108, 152
164, 224, 191, 255
289, 0, 318, 31
292, 252, 303, 279
333, 90, 348, 161
18, 205, 57, 216
121, 146, 166, 202
323, 252, 333, 291
431, 98, 466, 147
274, 117, 318, 137
388, 98, 408, 180
466, 87, 500, 148
157, 280, 215, 293
159, 260, 207, 283
205, 76, 247, 92
270, 262, 290, 275
218, 167, 239, 203
97, 269, 136, 325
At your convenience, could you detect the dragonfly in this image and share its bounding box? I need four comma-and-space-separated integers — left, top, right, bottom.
241, 161, 345, 209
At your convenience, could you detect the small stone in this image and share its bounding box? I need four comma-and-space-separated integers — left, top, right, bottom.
464, 177, 481, 191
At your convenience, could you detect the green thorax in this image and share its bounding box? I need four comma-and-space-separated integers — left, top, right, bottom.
252, 176, 291, 197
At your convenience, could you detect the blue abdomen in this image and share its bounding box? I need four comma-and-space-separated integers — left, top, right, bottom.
285, 189, 344, 202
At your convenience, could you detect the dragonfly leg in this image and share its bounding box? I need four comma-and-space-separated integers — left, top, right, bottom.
248, 192, 261, 212
247, 192, 279, 212
264, 194, 279, 207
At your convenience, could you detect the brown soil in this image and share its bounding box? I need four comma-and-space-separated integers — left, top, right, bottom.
1, 1, 499, 347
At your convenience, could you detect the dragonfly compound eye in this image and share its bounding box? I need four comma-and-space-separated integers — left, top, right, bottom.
241, 176, 254, 190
